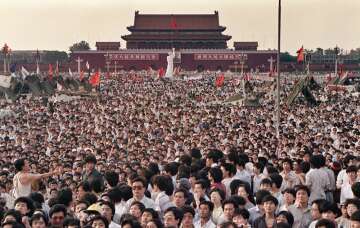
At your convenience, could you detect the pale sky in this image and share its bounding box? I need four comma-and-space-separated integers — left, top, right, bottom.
1, 0, 359, 55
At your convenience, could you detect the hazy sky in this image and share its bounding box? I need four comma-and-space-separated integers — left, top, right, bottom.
1, 0, 359, 55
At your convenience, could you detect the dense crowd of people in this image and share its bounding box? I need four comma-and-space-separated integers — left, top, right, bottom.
0, 73, 359, 228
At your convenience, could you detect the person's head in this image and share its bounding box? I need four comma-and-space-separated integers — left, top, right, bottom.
129, 201, 145, 219
276, 211, 294, 227
99, 201, 115, 222
145, 219, 163, 228
350, 210, 360, 228
346, 165, 358, 181
282, 188, 296, 205
180, 205, 195, 228
269, 173, 283, 190
141, 208, 159, 227
311, 199, 327, 220
262, 195, 278, 215
319, 201, 339, 222
282, 158, 293, 172
104, 171, 119, 188
131, 177, 147, 200
151, 175, 168, 193
14, 159, 29, 172
345, 198, 360, 218
56, 188, 73, 208
14, 197, 35, 216
219, 221, 237, 228
352, 182, 360, 199
173, 188, 187, 208
193, 180, 206, 197
208, 167, 223, 183
2, 209, 22, 224
310, 155, 323, 169
89, 178, 105, 194
209, 188, 225, 206
260, 178, 272, 192
49, 204, 67, 228
30, 213, 48, 228
121, 219, 142, 228
77, 181, 91, 199
315, 218, 336, 228
90, 215, 109, 228
294, 185, 310, 205
63, 217, 80, 228
75, 200, 89, 216
198, 201, 214, 220
237, 184, 252, 201
222, 199, 237, 220
232, 208, 249, 227
254, 189, 271, 207
1, 221, 25, 228
220, 163, 236, 178
163, 207, 183, 228
85, 155, 97, 172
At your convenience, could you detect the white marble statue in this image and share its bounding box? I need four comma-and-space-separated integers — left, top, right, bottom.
165, 48, 175, 78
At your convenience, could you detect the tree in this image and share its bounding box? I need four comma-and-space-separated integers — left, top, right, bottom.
69, 41, 90, 53
280, 52, 296, 62
42, 51, 68, 63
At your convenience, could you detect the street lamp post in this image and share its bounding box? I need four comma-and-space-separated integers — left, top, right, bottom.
276, 0, 282, 138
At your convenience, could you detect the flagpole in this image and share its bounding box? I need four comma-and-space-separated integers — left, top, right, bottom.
276, 0, 281, 138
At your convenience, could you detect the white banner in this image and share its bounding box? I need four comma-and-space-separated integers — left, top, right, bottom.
0, 75, 12, 88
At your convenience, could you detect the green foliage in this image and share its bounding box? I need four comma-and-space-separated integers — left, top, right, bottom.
42, 51, 68, 63
280, 52, 296, 62
69, 41, 90, 53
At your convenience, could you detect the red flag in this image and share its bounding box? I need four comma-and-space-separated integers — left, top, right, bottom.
48, 64, 53, 80
89, 71, 100, 87
158, 67, 165, 78
297, 46, 304, 62
80, 70, 84, 81
215, 74, 225, 87
170, 17, 177, 29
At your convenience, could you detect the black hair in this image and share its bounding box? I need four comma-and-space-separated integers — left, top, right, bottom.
352, 182, 360, 198
152, 175, 168, 192
233, 208, 250, 220
84, 155, 97, 164
89, 178, 105, 194
209, 188, 225, 201
294, 185, 310, 196
181, 205, 195, 217
131, 177, 147, 189
179, 155, 192, 166
100, 201, 115, 220
351, 210, 360, 222
14, 159, 25, 172
14, 197, 35, 216
2, 209, 22, 223
142, 208, 159, 220
319, 201, 339, 215
90, 215, 109, 228
80, 192, 98, 205
209, 167, 223, 183
345, 198, 360, 210
163, 162, 179, 176
199, 201, 214, 212
164, 207, 183, 226
63, 217, 80, 228
346, 165, 358, 174
277, 211, 294, 226
121, 219, 141, 228
56, 188, 73, 207
190, 148, 202, 160
30, 213, 49, 227
107, 187, 123, 204
229, 196, 246, 207
104, 171, 119, 188
269, 173, 283, 189
260, 178, 272, 186
255, 190, 271, 205
282, 188, 296, 197
261, 195, 279, 206
49, 204, 67, 218
1, 221, 25, 228
310, 155, 324, 169
221, 163, 236, 176
77, 181, 91, 192
315, 219, 336, 228
119, 185, 133, 201
130, 201, 145, 213
222, 199, 238, 210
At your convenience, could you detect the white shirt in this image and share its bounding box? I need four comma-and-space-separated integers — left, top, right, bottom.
109, 221, 121, 228
194, 218, 216, 228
